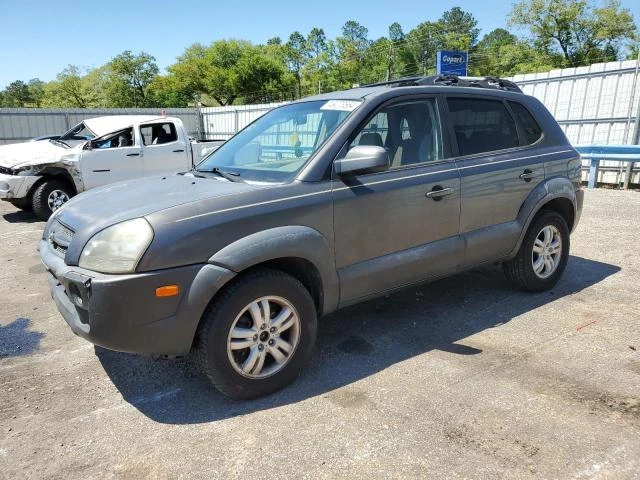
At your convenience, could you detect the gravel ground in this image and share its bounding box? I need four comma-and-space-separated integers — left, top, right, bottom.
0, 189, 639, 480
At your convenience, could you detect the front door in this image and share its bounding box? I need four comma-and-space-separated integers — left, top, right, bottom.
80, 127, 142, 190
332, 98, 462, 305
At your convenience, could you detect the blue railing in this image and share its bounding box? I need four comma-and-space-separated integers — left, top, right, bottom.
574, 144, 640, 189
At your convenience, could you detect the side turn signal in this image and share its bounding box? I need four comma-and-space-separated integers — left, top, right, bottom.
155, 285, 180, 297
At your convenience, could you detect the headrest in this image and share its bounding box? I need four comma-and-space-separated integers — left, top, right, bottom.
359, 132, 383, 147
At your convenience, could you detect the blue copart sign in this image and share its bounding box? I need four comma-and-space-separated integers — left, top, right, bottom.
436, 50, 468, 76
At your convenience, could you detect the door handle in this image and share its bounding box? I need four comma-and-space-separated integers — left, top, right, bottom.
519, 169, 537, 182
126, 153, 140, 157
425, 186, 454, 201
172, 149, 185, 153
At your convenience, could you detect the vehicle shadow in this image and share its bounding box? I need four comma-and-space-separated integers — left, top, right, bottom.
2, 209, 42, 224
0, 318, 45, 358
95, 255, 620, 424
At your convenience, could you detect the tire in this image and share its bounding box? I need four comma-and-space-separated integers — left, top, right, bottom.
503, 210, 570, 292
31, 179, 73, 221
193, 268, 318, 399
7, 197, 33, 211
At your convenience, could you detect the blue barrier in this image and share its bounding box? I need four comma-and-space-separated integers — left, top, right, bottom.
574, 144, 640, 189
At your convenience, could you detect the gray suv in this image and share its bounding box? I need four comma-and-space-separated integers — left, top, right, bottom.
38, 76, 583, 399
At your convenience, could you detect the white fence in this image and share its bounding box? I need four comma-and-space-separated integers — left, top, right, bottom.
200, 102, 287, 140
511, 60, 640, 184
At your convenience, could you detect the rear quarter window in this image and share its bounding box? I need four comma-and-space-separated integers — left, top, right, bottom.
508, 101, 543, 145
447, 98, 519, 156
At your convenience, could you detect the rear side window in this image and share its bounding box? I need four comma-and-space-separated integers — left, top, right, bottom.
140, 122, 178, 146
508, 101, 543, 145
447, 98, 519, 156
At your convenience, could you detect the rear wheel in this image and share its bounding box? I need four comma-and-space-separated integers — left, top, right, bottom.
31, 179, 73, 220
194, 268, 317, 399
503, 211, 570, 292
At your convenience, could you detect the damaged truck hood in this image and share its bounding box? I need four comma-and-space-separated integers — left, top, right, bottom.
0, 141, 80, 169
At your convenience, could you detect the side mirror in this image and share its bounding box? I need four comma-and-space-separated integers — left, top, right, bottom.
335, 145, 389, 176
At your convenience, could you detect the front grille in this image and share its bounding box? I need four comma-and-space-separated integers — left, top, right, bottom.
48, 220, 75, 258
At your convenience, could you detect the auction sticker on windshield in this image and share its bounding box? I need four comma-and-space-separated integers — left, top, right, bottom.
320, 100, 361, 112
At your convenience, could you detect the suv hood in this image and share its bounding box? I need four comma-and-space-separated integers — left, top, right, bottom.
0, 140, 76, 169
54, 174, 258, 262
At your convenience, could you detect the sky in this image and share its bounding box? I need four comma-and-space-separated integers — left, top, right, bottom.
0, 0, 566, 89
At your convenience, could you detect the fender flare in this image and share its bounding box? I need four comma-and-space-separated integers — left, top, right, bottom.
507, 176, 577, 259
32, 166, 82, 195
208, 226, 340, 315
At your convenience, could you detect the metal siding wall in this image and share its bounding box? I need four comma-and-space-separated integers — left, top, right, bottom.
512, 59, 640, 184
0, 108, 200, 145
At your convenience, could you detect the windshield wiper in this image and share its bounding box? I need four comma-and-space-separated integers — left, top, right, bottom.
196, 167, 244, 183
49, 138, 70, 148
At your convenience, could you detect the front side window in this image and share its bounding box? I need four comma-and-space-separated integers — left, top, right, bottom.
140, 123, 178, 146
90, 128, 134, 149
447, 98, 519, 156
349, 99, 443, 168
197, 100, 360, 183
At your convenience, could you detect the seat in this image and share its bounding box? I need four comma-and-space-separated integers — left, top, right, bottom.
152, 128, 170, 145
116, 131, 132, 147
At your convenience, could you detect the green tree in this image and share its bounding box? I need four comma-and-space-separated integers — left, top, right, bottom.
103, 51, 159, 107
439, 6, 480, 49
285, 31, 309, 98
336, 20, 371, 86
405, 21, 441, 75
27, 79, 45, 107
168, 40, 287, 106
42, 66, 98, 108
509, 0, 637, 65
1, 80, 31, 107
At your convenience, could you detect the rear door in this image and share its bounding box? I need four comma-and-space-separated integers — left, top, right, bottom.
445, 95, 545, 268
139, 121, 189, 176
79, 127, 143, 189
332, 97, 463, 305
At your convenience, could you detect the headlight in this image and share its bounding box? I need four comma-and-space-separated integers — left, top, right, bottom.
79, 218, 154, 273
11, 166, 36, 176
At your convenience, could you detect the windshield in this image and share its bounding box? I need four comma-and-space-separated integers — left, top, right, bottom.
196, 99, 361, 182
59, 122, 97, 143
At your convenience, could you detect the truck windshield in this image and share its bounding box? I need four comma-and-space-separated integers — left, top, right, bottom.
196, 99, 361, 183
59, 122, 97, 143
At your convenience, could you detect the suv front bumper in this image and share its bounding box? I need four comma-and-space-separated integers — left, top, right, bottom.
38, 239, 236, 356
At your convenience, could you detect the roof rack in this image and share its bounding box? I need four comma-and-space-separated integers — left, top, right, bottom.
362, 75, 522, 93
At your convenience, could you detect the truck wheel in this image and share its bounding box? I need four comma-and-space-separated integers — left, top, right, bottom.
32, 179, 73, 221
503, 211, 569, 292
7, 197, 33, 211
194, 268, 317, 399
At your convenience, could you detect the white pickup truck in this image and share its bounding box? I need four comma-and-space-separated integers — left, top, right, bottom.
0, 115, 222, 219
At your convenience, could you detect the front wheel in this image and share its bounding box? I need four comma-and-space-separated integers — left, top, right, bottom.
193, 268, 318, 399
503, 211, 570, 292
31, 179, 73, 221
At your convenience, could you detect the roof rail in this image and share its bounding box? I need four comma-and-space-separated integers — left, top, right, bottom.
361, 75, 522, 93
